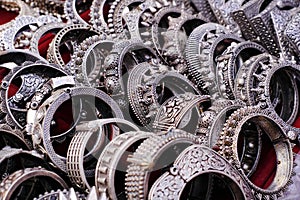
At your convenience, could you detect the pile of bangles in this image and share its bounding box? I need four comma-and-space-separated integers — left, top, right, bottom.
0, 0, 300, 199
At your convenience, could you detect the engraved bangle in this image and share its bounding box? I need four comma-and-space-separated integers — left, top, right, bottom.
29, 22, 65, 56
70, 35, 114, 86
0, 62, 67, 129
64, 0, 92, 25
148, 145, 255, 199
185, 22, 243, 96
153, 93, 210, 133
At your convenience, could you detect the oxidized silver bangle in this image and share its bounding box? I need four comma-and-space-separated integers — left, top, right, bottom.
67, 118, 139, 190
105, 0, 147, 38
0, 167, 68, 200
64, 0, 93, 25
70, 35, 114, 86
153, 93, 210, 133
259, 61, 300, 125
47, 24, 102, 70
33, 87, 123, 172
160, 12, 208, 58
151, 7, 183, 59
26, 76, 77, 143
0, 62, 67, 129
234, 53, 300, 125
127, 62, 200, 129
285, 11, 300, 56
0, 15, 60, 50
216, 106, 293, 199
89, 0, 114, 33
125, 129, 201, 199
95, 131, 154, 199
205, 99, 246, 147
190, 0, 218, 22
207, 0, 242, 33
270, 8, 296, 60
103, 39, 157, 96
216, 41, 266, 99
29, 22, 66, 56
185, 22, 242, 97
148, 144, 255, 199
234, 53, 273, 105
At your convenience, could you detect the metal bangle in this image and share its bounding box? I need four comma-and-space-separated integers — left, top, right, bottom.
29, 22, 66, 56
67, 118, 139, 190
47, 24, 102, 70
185, 22, 242, 97
0, 62, 68, 129
95, 131, 154, 199
153, 93, 210, 133
0, 15, 60, 51
207, 0, 242, 33
190, 0, 218, 22
215, 41, 266, 99
103, 39, 157, 95
206, 99, 246, 147
70, 35, 113, 86
0, 167, 68, 200
127, 62, 201, 129
38, 87, 123, 172
151, 7, 182, 59
64, 0, 92, 25
216, 106, 293, 199
125, 129, 201, 199
160, 12, 208, 58
148, 145, 255, 199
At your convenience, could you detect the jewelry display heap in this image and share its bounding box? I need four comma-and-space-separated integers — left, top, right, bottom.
0, 0, 299, 199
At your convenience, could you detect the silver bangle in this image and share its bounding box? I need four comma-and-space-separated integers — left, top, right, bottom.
215, 41, 266, 99
148, 144, 255, 199
30, 87, 123, 172
70, 35, 113, 86
125, 129, 201, 199
95, 131, 154, 199
0, 15, 60, 51
185, 22, 242, 97
0, 62, 68, 129
216, 106, 294, 199
29, 22, 66, 56
153, 93, 210, 133
0, 167, 68, 200
47, 24, 103, 70
67, 118, 139, 190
